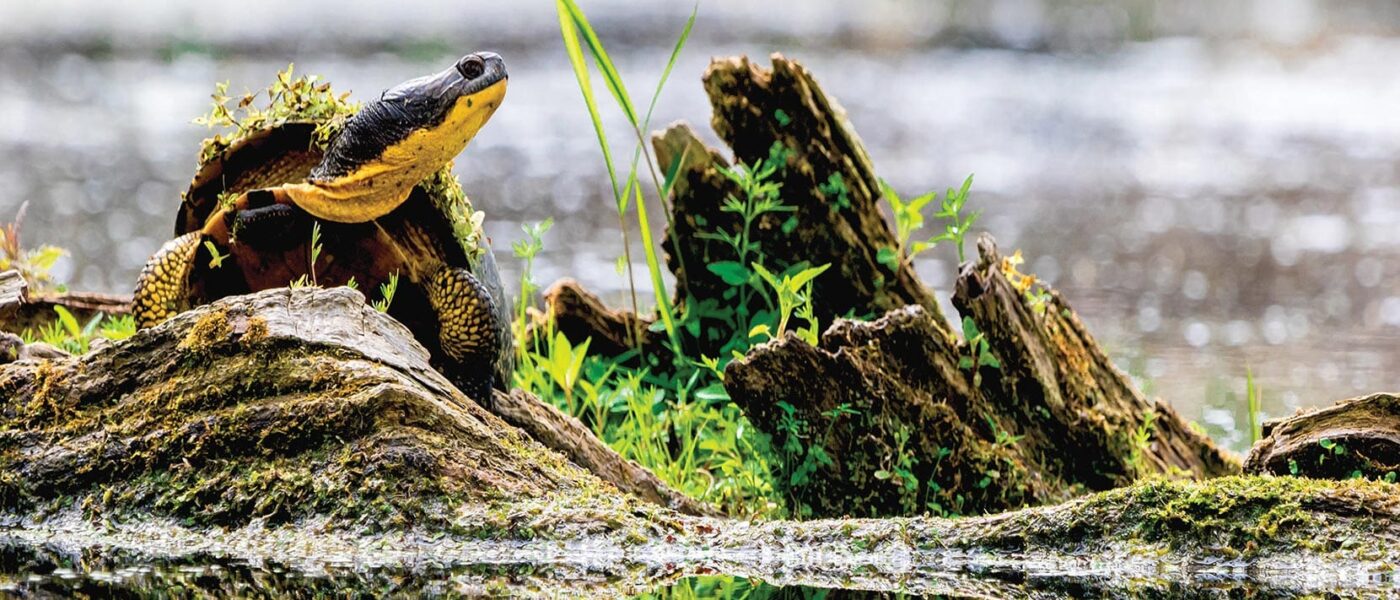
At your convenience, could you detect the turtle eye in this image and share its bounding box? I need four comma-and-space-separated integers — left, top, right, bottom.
457, 55, 486, 80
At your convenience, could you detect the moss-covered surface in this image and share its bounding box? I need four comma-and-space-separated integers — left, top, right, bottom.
0, 287, 611, 532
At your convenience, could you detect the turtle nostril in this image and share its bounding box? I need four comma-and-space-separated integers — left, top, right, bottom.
457, 55, 486, 80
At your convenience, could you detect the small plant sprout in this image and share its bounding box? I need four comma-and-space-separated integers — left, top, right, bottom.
543, 331, 591, 414
204, 241, 230, 269
373, 271, 399, 313
0, 202, 67, 293
752, 262, 830, 341
959, 316, 1001, 388
308, 221, 323, 285
877, 173, 980, 270
512, 219, 553, 359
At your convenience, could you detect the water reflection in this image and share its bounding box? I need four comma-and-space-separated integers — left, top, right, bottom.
3, 541, 1393, 599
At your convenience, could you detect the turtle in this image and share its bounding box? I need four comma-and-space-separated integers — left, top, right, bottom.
133, 52, 513, 404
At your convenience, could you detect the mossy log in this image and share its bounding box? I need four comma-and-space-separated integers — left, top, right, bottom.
2, 475, 1397, 597
1247, 392, 1400, 480
545, 54, 1236, 518
0, 287, 704, 527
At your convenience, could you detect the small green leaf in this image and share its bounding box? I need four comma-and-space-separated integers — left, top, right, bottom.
707, 261, 750, 286
876, 246, 899, 271
774, 108, 792, 126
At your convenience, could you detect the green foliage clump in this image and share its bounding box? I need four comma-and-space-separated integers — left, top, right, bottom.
194, 64, 359, 163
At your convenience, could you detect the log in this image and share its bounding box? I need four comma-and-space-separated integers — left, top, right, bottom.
1246, 392, 1400, 480
0, 474, 1395, 597
0, 266, 131, 335
0, 287, 703, 527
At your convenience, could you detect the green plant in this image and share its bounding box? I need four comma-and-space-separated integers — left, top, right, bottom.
1126, 411, 1157, 475
511, 219, 553, 362
749, 263, 829, 343
877, 174, 979, 270
556, 0, 696, 347
958, 316, 1001, 387
308, 221, 323, 285
372, 272, 399, 313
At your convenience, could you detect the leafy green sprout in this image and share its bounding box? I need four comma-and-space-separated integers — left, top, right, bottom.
877, 173, 980, 271
204, 241, 230, 269
958, 316, 1001, 388
511, 218, 554, 362
749, 262, 829, 343
372, 271, 399, 313
308, 221, 323, 285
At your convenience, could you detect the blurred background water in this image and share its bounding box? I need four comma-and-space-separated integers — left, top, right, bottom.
2, 0, 1399, 452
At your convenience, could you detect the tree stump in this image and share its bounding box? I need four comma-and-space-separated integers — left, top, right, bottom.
547, 54, 1236, 518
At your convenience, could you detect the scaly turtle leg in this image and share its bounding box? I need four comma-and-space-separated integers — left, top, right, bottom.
132, 232, 204, 329
423, 264, 500, 408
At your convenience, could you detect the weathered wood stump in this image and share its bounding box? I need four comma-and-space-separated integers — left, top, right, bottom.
726, 236, 1237, 517
544, 54, 1236, 518
1246, 392, 1400, 480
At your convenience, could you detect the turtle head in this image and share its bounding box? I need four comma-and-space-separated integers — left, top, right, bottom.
290, 52, 508, 223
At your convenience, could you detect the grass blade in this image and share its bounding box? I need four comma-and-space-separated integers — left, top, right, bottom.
560, 0, 638, 125
632, 176, 677, 341
557, 0, 622, 204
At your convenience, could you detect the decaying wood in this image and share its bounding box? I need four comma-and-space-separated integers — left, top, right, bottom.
0, 287, 700, 525
544, 54, 1235, 518
952, 234, 1237, 483
534, 279, 657, 358
652, 54, 946, 342
1246, 392, 1400, 479
0, 267, 130, 334
725, 235, 1236, 517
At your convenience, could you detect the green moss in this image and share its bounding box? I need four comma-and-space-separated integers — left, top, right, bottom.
421, 166, 487, 260
177, 308, 232, 352
966, 475, 1400, 559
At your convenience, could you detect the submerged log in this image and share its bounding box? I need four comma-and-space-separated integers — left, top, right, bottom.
0, 474, 1396, 597
1246, 392, 1400, 480
0, 287, 703, 526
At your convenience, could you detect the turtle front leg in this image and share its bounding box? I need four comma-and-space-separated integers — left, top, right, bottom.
133, 232, 204, 329
423, 264, 501, 408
